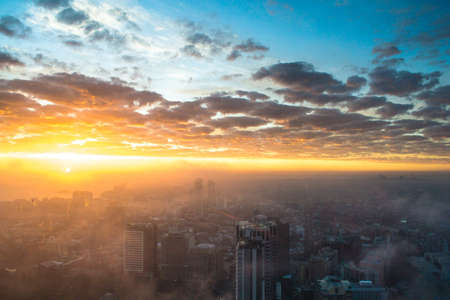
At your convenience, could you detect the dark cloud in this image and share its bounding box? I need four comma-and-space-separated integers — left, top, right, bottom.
393, 119, 439, 130
181, 45, 202, 58
369, 66, 441, 96
0, 91, 38, 114
412, 14, 450, 45
190, 126, 214, 134
201, 95, 254, 114
253, 62, 362, 94
412, 105, 450, 120
235, 90, 269, 101
89, 29, 126, 46
0, 51, 24, 69
375, 102, 413, 118
234, 39, 269, 52
63, 39, 83, 48
346, 75, 367, 90
83, 21, 101, 34
148, 101, 211, 123
377, 57, 405, 67
416, 85, 450, 105
226, 49, 241, 61
207, 116, 267, 129
186, 33, 213, 45
31, 53, 70, 70
109, 7, 140, 31
179, 20, 234, 58
0, 73, 163, 108
288, 108, 387, 133
220, 73, 243, 80
422, 125, 450, 139
34, 0, 70, 9
0, 16, 31, 38
276, 89, 355, 105
346, 96, 386, 112
372, 44, 401, 64
249, 101, 311, 120
56, 7, 88, 25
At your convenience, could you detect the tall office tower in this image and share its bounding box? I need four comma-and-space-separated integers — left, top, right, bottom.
191, 178, 204, 215
160, 232, 189, 281
275, 221, 290, 277
207, 180, 216, 209
303, 206, 313, 258
235, 240, 267, 300
123, 223, 158, 278
235, 219, 290, 300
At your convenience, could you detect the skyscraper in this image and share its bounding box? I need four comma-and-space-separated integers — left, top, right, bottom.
123, 223, 158, 278
191, 178, 204, 216
160, 232, 189, 281
235, 219, 290, 300
235, 239, 268, 300
207, 180, 216, 210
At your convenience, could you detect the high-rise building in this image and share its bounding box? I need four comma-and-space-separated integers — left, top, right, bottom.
316, 276, 351, 300
191, 178, 204, 216
160, 232, 189, 281
207, 180, 216, 210
317, 277, 389, 300
303, 205, 313, 258
190, 243, 222, 279
235, 219, 290, 300
123, 223, 157, 278
235, 239, 269, 300
349, 281, 389, 300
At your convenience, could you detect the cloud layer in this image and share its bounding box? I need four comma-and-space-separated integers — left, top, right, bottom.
0, 0, 448, 165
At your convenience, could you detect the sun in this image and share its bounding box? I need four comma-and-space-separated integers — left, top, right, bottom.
64, 167, 71, 173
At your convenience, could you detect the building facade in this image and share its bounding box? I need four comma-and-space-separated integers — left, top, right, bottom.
123, 223, 157, 278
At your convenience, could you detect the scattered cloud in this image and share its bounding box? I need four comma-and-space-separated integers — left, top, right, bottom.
56, 7, 89, 25
372, 44, 401, 64
226, 49, 241, 61
416, 85, 450, 106
220, 73, 243, 80
235, 90, 269, 102
0, 51, 25, 69
63, 39, 83, 48
253, 62, 363, 94
234, 39, 269, 52
369, 66, 441, 96
0, 16, 31, 38
375, 102, 413, 118
34, 0, 71, 10
181, 44, 202, 58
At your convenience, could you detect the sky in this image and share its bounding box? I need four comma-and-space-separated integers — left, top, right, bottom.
0, 0, 449, 173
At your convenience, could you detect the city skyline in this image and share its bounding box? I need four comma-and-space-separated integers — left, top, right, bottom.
0, 0, 449, 173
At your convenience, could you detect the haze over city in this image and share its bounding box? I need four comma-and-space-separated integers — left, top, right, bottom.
0, 0, 449, 299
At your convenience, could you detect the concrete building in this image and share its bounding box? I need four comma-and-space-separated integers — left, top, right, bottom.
316, 276, 351, 300
349, 281, 389, 300
123, 223, 157, 278
235, 239, 270, 300
235, 219, 290, 300
160, 232, 189, 281
317, 276, 388, 300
